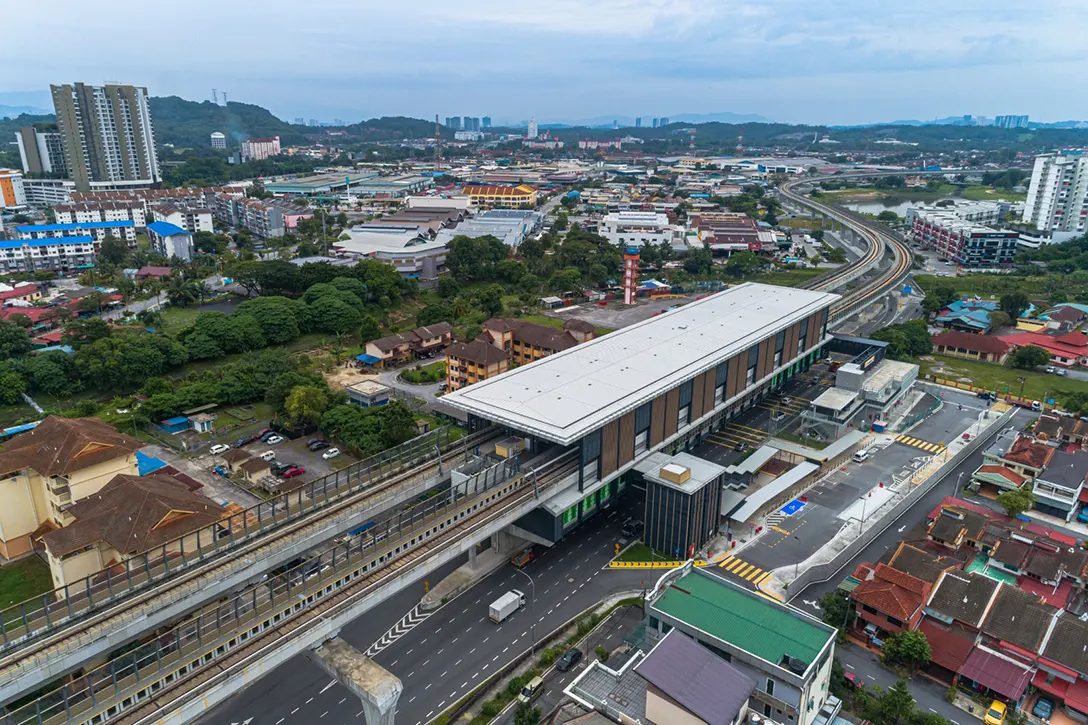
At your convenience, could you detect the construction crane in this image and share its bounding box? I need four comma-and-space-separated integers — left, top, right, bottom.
434, 114, 442, 170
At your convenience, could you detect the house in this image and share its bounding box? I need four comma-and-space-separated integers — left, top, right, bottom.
0, 283, 42, 305
411, 322, 453, 356
931, 330, 1013, 364
363, 322, 454, 367
480, 318, 582, 364
934, 300, 1000, 333
346, 381, 391, 407
850, 562, 933, 640
365, 332, 416, 366
998, 330, 1088, 368
445, 340, 510, 391
923, 571, 1000, 630
240, 458, 271, 483
563, 318, 597, 343
0, 416, 141, 559
135, 266, 173, 280
38, 472, 223, 589
221, 449, 251, 473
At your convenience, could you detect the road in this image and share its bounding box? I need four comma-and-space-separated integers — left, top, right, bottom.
200, 496, 649, 725
379, 362, 446, 407
838, 645, 969, 724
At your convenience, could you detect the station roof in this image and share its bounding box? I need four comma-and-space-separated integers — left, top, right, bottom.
442, 283, 838, 445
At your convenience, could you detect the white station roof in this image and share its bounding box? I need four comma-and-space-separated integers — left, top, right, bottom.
443, 283, 839, 445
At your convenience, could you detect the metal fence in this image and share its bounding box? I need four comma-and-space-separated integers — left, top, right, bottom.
0, 424, 476, 656
785, 406, 1016, 600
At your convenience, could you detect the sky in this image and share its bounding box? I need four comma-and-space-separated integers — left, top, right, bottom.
2, 0, 1086, 126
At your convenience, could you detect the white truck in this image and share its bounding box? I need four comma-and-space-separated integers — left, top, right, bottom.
489, 590, 525, 624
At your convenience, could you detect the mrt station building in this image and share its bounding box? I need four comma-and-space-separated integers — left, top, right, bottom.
442, 283, 839, 546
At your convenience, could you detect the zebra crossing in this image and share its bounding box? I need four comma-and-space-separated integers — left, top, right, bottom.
364, 604, 432, 657
764, 510, 789, 528
717, 555, 771, 586
894, 434, 946, 453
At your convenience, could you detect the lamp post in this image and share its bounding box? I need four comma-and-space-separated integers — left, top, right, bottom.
955, 471, 964, 501
515, 568, 537, 655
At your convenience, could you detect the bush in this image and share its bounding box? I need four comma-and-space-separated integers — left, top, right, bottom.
480, 701, 502, 717
595, 645, 609, 663
945, 686, 958, 703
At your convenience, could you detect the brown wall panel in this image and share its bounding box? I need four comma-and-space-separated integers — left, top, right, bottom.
757, 338, 773, 380
650, 394, 667, 446
726, 354, 743, 399
690, 371, 708, 420
806, 313, 820, 351
785, 322, 800, 362
703, 369, 716, 412
664, 388, 680, 438
600, 420, 619, 478
618, 412, 635, 466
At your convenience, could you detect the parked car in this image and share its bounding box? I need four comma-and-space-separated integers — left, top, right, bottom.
322, 447, 341, 460
733, 442, 746, 452
621, 518, 644, 538
266, 435, 285, 445
1033, 697, 1054, 720
210, 444, 231, 456
282, 466, 306, 479
510, 548, 535, 567
984, 700, 1007, 725
556, 647, 582, 672
259, 450, 276, 462
308, 439, 330, 451
233, 437, 252, 448
272, 462, 295, 475
259, 431, 279, 443
977, 391, 997, 401
212, 465, 229, 477
843, 672, 862, 690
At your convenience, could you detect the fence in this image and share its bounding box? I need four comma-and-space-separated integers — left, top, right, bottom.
784, 406, 1016, 600
897, 396, 942, 433
0, 424, 475, 655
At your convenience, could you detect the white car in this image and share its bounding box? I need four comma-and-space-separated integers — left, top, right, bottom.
210, 444, 231, 456
259, 450, 276, 462
265, 435, 285, 445
322, 447, 341, 460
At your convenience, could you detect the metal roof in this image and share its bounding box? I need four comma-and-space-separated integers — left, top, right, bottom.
443, 283, 839, 444
147, 221, 191, 237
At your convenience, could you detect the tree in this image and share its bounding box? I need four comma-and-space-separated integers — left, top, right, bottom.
879, 680, 917, 725
0, 320, 33, 358
0, 370, 28, 405
881, 630, 931, 672
358, 315, 381, 343
997, 487, 1036, 518
764, 206, 778, 226
1000, 292, 1030, 319
922, 284, 959, 316
514, 702, 541, 725
437, 276, 460, 300
827, 248, 848, 264
98, 235, 129, 266
469, 284, 506, 318
818, 591, 854, 635
1009, 345, 1050, 369
284, 385, 330, 428
725, 250, 760, 278
872, 320, 932, 360
987, 310, 1012, 329
416, 304, 452, 327
876, 210, 899, 223
446, 235, 509, 282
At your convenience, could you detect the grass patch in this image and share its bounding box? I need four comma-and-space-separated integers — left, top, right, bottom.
960, 186, 1027, 202
517, 314, 567, 331
777, 217, 823, 230
0, 556, 54, 608
776, 431, 830, 450
750, 268, 825, 287
914, 274, 1059, 300
615, 543, 671, 562
157, 306, 202, 333
401, 360, 446, 384
920, 354, 1088, 402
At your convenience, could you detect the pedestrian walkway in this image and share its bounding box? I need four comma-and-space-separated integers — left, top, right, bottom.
706, 422, 767, 449
894, 434, 946, 453
717, 555, 771, 586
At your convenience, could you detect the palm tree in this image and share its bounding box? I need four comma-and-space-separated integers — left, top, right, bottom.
194, 282, 213, 307
451, 296, 471, 319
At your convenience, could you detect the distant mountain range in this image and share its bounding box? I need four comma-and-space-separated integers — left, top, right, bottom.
0, 103, 52, 119
538, 111, 774, 129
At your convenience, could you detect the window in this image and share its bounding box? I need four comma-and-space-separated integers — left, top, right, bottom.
715, 384, 724, 404
678, 405, 690, 428
635, 430, 648, 455
863, 604, 878, 615
746, 346, 759, 388
887, 616, 903, 627
766, 679, 775, 696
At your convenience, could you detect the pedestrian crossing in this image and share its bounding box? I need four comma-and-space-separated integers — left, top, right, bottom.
717, 555, 772, 585
894, 434, 946, 453
364, 604, 432, 657
758, 394, 808, 416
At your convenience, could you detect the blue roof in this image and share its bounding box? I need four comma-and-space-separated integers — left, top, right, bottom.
147, 221, 192, 237
2, 421, 41, 437
15, 220, 134, 233
162, 415, 189, 425
355, 353, 382, 364
0, 236, 96, 249
32, 345, 73, 355
136, 450, 168, 476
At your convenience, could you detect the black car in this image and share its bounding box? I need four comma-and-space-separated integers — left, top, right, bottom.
1033, 697, 1054, 720
308, 440, 330, 451
271, 462, 295, 475
233, 437, 252, 448
621, 519, 643, 538
556, 647, 582, 672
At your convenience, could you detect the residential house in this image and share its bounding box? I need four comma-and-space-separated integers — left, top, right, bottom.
221, 449, 252, 474
934, 300, 999, 333
240, 458, 271, 483
446, 340, 510, 391
362, 322, 453, 367
923, 571, 1000, 631
38, 472, 223, 589
365, 332, 416, 366
998, 330, 1088, 368
0, 283, 43, 305
564, 318, 597, 343
931, 330, 1013, 365
480, 318, 584, 364
850, 562, 933, 641
0, 417, 141, 559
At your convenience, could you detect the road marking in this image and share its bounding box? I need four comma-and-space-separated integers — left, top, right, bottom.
306, 698, 313, 704
470, 648, 476, 654
487, 590, 493, 596
521, 631, 528, 638
406, 648, 414, 655
390, 659, 398, 666
441, 670, 447, 677
409, 696, 416, 703
408, 671, 415, 678
462, 681, 468, 688
929, 709, 938, 714
423, 659, 430, 666
320, 712, 328, 719
356, 711, 364, 718
452, 638, 458, 644
292, 709, 299, 715
493, 655, 500, 661
421, 638, 428, 644
339, 698, 346, 705
845, 664, 855, 670
319, 680, 336, 694
484, 637, 489, 643
276, 720, 284, 725
867, 675, 876, 680
474, 599, 480, 604
425, 683, 432, 690
466, 626, 473, 632
436, 627, 442, 633
426, 712, 433, 719
437, 648, 444, 655
455, 658, 462, 665
438, 701, 446, 709
503, 647, 509, 653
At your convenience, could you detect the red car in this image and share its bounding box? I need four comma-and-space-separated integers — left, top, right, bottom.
843, 672, 862, 690
282, 466, 306, 478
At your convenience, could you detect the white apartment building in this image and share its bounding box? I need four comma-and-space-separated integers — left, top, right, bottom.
1022, 151, 1088, 233
210, 132, 226, 149
597, 211, 678, 247
14, 220, 137, 245
150, 204, 214, 234
240, 136, 281, 161
0, 237, 98, 274
53, 201, 147, 228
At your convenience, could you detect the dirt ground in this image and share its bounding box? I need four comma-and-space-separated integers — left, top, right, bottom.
324, 365, 378, 389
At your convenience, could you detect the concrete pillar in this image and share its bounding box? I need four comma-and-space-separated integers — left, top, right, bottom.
312, 638, 402, 725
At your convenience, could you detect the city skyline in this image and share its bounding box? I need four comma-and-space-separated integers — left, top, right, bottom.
1, 0, 1085, 126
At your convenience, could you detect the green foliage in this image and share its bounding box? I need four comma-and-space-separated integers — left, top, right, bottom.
514, 702, 541, 725
0, 370, 28, 405
880, 630, 932, 672
417, 304, 452, 327
872, 319, 932, 360
1000, 291, 1030, 319
1008, 345, 1050, 369
284, 385, 332, 428
320, 400, 418, 456
402, 362, 446, 384
0, 320, 32, 358
446, 235, 510, 282
819, 591, 854, 636
358, 315, 381, 343
594, 644, 609, 663
98, 235, 129, 266
997, 487, 1036, 517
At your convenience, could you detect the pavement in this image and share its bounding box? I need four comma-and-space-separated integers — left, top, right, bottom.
198, 496, 651, 725
378, 362, 445, 407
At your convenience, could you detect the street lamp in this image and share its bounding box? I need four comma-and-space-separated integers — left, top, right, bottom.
515, 568, 537, 655
955, 471, 964, 501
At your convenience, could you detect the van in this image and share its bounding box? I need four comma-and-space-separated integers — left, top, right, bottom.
517, 676, 544, 705
852, 450, 870, 463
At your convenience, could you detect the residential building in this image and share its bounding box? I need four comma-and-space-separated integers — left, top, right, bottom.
14, 220, 137, 246
645, 566, 837, 725
598, 211, 678, 247
445, 117, 461, 131
904, 200, 1009, 228
480, 318, 583, 364
0, 168, 26, 209
482, 117, 491, 128
210, 132, 226, 149
998, 329, 1088, 368
0, 282, 43, 305
461, 184, 537, 208
1023, 151, 1088, 233
933, 299, 1000, 333
150, 204, 214, 234
20, 178, 76, 206
15, 127, 67, 176
909, 209, 1019, 268
454, 131, 484, 142
240, 136, 281, 161
995, 115, 1030, 129
38, 472, 222, 589
445, 340, 510, 391
0, 236, 98, 274
50, 82, 161, 191
147, 221, 194, 261
53, 201, 147, 228
931, 330, 1012, 364
70, 186, 235, 214
850, 562, 933, 640
0, 417, 142, 560
362, 322, 454, 367
215, 196, 312, 238
527, 119, 538, 139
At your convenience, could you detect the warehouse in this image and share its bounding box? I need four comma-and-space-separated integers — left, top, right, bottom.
443, 283, 839, 539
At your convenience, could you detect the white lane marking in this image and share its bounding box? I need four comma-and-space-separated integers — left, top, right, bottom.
339, 698, 346, 705
319, 680, 336, 694
845, 664, 855, 670
306, 698, 313, 704
292, 709, 299, 715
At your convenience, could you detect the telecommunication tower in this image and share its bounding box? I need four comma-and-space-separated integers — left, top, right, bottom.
623, 246, 640, 305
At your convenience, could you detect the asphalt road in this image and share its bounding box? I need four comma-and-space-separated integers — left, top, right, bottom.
838, 645, 969, 724
200, 496, 651, 725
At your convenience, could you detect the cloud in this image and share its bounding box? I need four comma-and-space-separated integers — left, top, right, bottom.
0, 0, 1084, 124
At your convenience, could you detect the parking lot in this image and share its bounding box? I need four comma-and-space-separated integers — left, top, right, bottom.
542, 295, 696, 330
202, 431, 359, 495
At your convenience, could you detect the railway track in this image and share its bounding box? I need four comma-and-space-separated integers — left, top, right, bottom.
0, 427, 501, 700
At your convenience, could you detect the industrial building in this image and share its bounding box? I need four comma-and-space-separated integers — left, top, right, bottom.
597, 211, 679, 248
433, 209, 544, 248
443, 283, 838, 541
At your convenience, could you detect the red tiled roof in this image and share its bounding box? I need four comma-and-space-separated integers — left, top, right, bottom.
0, 284, 39, 301
1057, 330, 1088, 346
871, 563, 929, 595
1003, 435, 1054, 469
959, 647, 1033, 701
999, 331, 1088, 359
918, 617, 976, 672
932, 330, 1012, 355
976, 465, 1026, 486
852, 574, 925, 621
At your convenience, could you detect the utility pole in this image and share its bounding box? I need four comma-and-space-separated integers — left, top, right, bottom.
434, 115, 442, 170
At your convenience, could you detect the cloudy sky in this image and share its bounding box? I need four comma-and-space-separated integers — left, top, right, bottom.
2, 0, 1085, 125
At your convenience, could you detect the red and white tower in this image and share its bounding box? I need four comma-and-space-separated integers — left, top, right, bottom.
623, 245, 640, 305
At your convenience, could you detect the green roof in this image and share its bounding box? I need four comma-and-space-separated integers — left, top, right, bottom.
651, 570, 833, 668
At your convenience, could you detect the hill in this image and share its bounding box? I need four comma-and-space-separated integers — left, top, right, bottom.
148, 97, 310, 149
